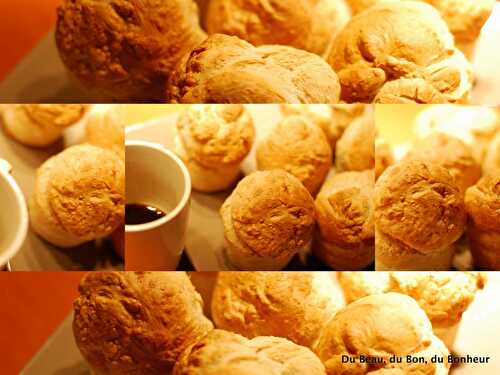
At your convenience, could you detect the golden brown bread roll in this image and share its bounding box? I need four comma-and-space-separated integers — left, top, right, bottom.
167, 34, 341, 104
211, 272, 339, 348
86, 104, 125, 158
174, 329, 326, 375
314, 293, 450, 375
483, 131, 500, 174
338, 272, 486, 348
328, 2, 473, 103
1, 104, 88, 147
375, 138, 395, 180
29, 144, 125, 248
404, 133, 481, 192
256, 115, 332, 195
220, 170, 315, 270
314, 170, 375, 270
73, 272, 213, 375
174, 104, 255, 192
56, 0, 206, 102
335, 112, 375, 172
205, 0, 350, 56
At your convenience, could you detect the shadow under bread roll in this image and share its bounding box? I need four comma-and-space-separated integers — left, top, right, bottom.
211, 272, 339, 348
314, 170, 374, 270
220, 170, 315, 270
313, 293, 450, 375
173, 329, 326, 375
73, 272, 213, 375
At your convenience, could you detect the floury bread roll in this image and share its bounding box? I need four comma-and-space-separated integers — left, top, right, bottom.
375, 159, 466, 270
174, 329, 326, 375
483, 131, 500, 173
465, 173, 500, 270
314, 293, 450, 375
205, 0, 350, 56
174, 104, 255, 192
375, 138, 395, 180
167, 34, 341, 104
404, 133, 481, 192
86, 105, 125, 158
328, 2, 473, 104
220, 170, 315, 270
338, 272, 487, 348
73, 272, 213, 375
335, 112, 375, 172
56, 0, 206, 102
29, 144, 125, 248
211, 272, 339, 348
1, 104, 87, 147
256, 115, 332, 195
314, 170, 374, 270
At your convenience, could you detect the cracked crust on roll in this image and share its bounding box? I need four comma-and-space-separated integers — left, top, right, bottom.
173, 329, 326, 375
56, 0, 206, 102
73, 272, 213, 375
465, 173, 500, 233
375, 159, 466, 252
256, 115, 332, 195
167, 34, 341, 104
211, 272, 339, 348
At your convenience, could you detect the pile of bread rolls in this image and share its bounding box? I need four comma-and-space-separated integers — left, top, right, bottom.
73, 271, 486, 375
55, 0, 494, 104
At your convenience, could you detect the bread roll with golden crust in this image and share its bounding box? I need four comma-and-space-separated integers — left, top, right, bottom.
314, 293, 450, 375
211, 272, 339, 348
174, 329, 326, 375
29, 144, 124, 248
483, 131, 500, 174
220, 170, 315, 270
405, 133, 481, 192
335, 112, 375, 172
256, 115, 332, 195
1, 104, 87, 147
73, 272, 213, 375
328, 2, 473, 103
86, 104, 125, 158
314, 170, 374, 270
168, 34, 341, 104
375, 138, 395, 180
206, 0, 350, 56
56, 0, 206, 102
174, 104, 255, 192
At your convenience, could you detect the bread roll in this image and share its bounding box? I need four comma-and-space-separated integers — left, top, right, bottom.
167, 34, 341, 104
73, 272, 213, 375
405, 133, 481, 192
174, 329, 326, 375
29, 144, 124, 248
1, 104, 87, 147
338, 272, 486, 348
56, 0, 206, 102
256, 115, 332, 195
314, 170, 374, 270
220, 170, 315, 270
86, 104, 125, 158
314, 293, 450, 375
328, 2, 472, 103
483, 131, 500, 174
375, 138, 394, 180
205, 0, 350, 56
335, 112, 375, 172
174, 104, 255, 192
211, 272, 339, 348
465, 173, 500, 270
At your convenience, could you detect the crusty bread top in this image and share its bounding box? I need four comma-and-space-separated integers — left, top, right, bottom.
73, 272, 213, 375
224, 170, 315, 258
56, 0, 205, 101
211, 272, 339, 348
168, 34, 340, 104
177, 104, 255, 167
315, 170, 374, 247
35, 144, 124, 239
174, 329, 326, 375
465, 173, 500, 232
22, 104, 87, 128
375, 159, 466, 252
256, 115, 332, 195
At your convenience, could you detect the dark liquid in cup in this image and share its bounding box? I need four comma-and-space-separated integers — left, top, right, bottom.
126, 204, 166, 225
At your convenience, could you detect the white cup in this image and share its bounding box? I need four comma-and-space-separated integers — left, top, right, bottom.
0, 159, 28, 270
125, 140, 191, 270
